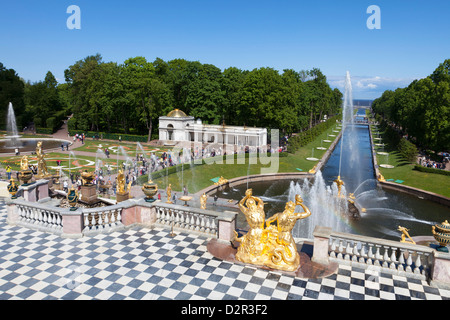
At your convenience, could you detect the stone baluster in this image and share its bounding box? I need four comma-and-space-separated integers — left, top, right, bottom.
390, 247, 398, 270
382, 246, 390, 268
359, 242, 367, 264
330, 238, 337, 258
406, 250, 413, 273
374, 245, 382, 266
210, 217, 217, 235
352, 242, 359, 262
116, 210, 122, 227
337, 240, 344, 260
398, 249, 406, 272
190, 213, 196, 230
205, 216, 211, 234
414, 252, 422, 275
367, 243, 374, 265
199, 215, 205, 232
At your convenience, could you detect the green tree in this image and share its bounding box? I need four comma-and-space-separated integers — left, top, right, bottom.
0, 62, 25, 129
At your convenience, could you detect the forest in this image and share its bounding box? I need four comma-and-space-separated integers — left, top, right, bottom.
1, 55, 343, 141
372, 59, 450, 152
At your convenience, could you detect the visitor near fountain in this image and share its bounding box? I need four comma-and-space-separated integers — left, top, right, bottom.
6, 165, 11, 180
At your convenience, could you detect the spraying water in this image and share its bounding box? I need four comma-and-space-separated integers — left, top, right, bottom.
6, 102, 21, 148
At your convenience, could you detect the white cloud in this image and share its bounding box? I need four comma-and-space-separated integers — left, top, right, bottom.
327, 74, 422, 99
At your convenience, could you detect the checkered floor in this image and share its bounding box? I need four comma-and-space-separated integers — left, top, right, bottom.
0, 200, 449, 300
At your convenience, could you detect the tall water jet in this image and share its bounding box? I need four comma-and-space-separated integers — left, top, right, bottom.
5, 102, 21, 148
337, 71, 362, 192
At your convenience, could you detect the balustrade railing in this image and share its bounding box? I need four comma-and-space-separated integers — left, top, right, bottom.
154, 203, 218, 237
15, 201, 63, 234
327, 231, 434, 280
82, 206, 123, 234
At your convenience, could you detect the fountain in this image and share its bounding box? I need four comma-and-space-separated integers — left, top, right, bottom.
306, 147, 319, 161
5, 102, 21, 148
213, 71, 448, 242
1, 102, 71, 153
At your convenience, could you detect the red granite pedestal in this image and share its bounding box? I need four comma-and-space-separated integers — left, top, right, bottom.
80, 184, 99, 205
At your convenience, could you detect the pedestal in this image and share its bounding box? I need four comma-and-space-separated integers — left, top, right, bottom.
21, 179, 49, 202
116, 191, 129, 203
80, 184, 98, 205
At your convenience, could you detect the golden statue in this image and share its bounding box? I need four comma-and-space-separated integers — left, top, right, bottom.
334, 175, 344, 197
20, 155, 29, 171
234, 189, 266, 265
234, 190, 311, 271
214, 176, 228, 186
36, 141, 49, 178
116, 168, 126, 193
308, 165, 316, 174
378, 173, 386, 182
262, 195, 311, 271
200, 193, 208, 209
166, 184, 172, 204
398, 226, 416, 244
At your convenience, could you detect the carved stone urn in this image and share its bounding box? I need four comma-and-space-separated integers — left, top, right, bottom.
7, 179, 19, 199
142, 180, 158, 202
432, 220, 450, 252
67, 187, 79, 211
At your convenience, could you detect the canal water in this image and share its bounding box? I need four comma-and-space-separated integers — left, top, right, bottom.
215, 109, 449, 240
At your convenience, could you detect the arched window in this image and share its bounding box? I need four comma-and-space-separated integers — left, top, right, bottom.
167, 124, 174, 140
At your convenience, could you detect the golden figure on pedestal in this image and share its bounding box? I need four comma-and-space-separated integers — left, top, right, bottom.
20, 155, 29, 171
117, 168, 126, 193
334, 175, 344, 197
398, 226, 416, 244
263, 195, 311, 271
36, 141, 49, 178
200, 193, 208, 209
234, 189, 266, 265
214, 176, 228, 186
166, 184, 172, 204
234, 189, 311, 272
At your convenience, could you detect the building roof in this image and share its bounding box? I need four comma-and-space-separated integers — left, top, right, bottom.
166, 109, 188, 118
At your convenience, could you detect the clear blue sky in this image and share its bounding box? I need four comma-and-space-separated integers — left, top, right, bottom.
1, 0, 449, 99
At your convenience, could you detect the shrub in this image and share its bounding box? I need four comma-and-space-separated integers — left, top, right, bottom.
398, 138, 418, 162
413, 165, 450, 176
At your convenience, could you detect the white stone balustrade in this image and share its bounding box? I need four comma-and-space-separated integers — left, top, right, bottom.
313, 226, 435, 282
82, 205, 124, 234
12, 200, 63, 235
154, 203, 219, 237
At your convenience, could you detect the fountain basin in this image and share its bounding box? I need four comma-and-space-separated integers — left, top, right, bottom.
379, 164, 394, 169
0, 138, 71, 153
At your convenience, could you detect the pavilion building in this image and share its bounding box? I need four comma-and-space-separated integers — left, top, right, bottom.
158, 109, 267, 148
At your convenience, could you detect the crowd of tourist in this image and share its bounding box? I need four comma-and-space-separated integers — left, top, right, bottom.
417, 154, 449, 170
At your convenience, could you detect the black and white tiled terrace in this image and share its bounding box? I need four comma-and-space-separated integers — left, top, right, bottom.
0, 201, 449, 301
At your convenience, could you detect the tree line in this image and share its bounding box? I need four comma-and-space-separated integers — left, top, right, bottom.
371, 59, 450, 152
1, 54, 343, 141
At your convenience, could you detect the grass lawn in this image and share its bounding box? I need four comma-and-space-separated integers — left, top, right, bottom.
72, 139, 172, 157
0, 152, 120, 175
371, 125, 450, 198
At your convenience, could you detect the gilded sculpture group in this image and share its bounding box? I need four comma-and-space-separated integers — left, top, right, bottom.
234, 189, 311, 272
